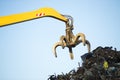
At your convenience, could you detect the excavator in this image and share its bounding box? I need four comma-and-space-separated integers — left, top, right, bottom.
0, 7, 91, 59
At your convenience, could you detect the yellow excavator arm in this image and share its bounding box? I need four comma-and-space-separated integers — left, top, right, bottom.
0, 7, 91, 59
0, 7, 67, 27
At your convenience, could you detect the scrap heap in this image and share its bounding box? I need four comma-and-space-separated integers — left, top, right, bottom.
48, 46, 120, 80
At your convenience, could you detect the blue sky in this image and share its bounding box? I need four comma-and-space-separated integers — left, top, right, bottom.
0, 0, 120, 80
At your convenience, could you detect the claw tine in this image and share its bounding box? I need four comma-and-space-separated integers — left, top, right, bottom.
85, 40, 91, 53
77, 33, 86, 46
77, 40, 91, 53
52, 42, 62, 58
69, 47, 74, 60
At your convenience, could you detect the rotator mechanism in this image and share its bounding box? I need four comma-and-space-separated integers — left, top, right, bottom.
52, 15, 91, 59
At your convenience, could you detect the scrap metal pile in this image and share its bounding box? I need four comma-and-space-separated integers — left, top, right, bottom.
48, 46, 120, 80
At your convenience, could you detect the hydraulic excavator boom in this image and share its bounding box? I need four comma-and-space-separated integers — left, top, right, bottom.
0, 7, 90, 59
0, 7, 67, 26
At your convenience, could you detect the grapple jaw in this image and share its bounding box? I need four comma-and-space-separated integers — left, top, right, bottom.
52, 15, 91, 60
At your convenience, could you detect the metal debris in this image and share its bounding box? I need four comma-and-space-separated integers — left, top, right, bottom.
48, 46, 120, 80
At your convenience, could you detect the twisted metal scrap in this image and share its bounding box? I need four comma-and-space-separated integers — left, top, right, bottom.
52, 15, 91, 59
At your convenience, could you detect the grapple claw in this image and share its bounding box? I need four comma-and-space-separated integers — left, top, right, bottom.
52, 42, 61, 57
85, 40, 91, 53
75, 33, 86, 46
52, 41, 66, 58
69, 47, 74, 60
51, 15, 91, 60
77, 40, 91, 53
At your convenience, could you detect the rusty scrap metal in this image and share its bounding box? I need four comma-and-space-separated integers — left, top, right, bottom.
48, 46, 120, 80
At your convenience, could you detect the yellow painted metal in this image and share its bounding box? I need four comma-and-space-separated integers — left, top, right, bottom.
103, 61, 109, 70
0, 7, 67, 27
